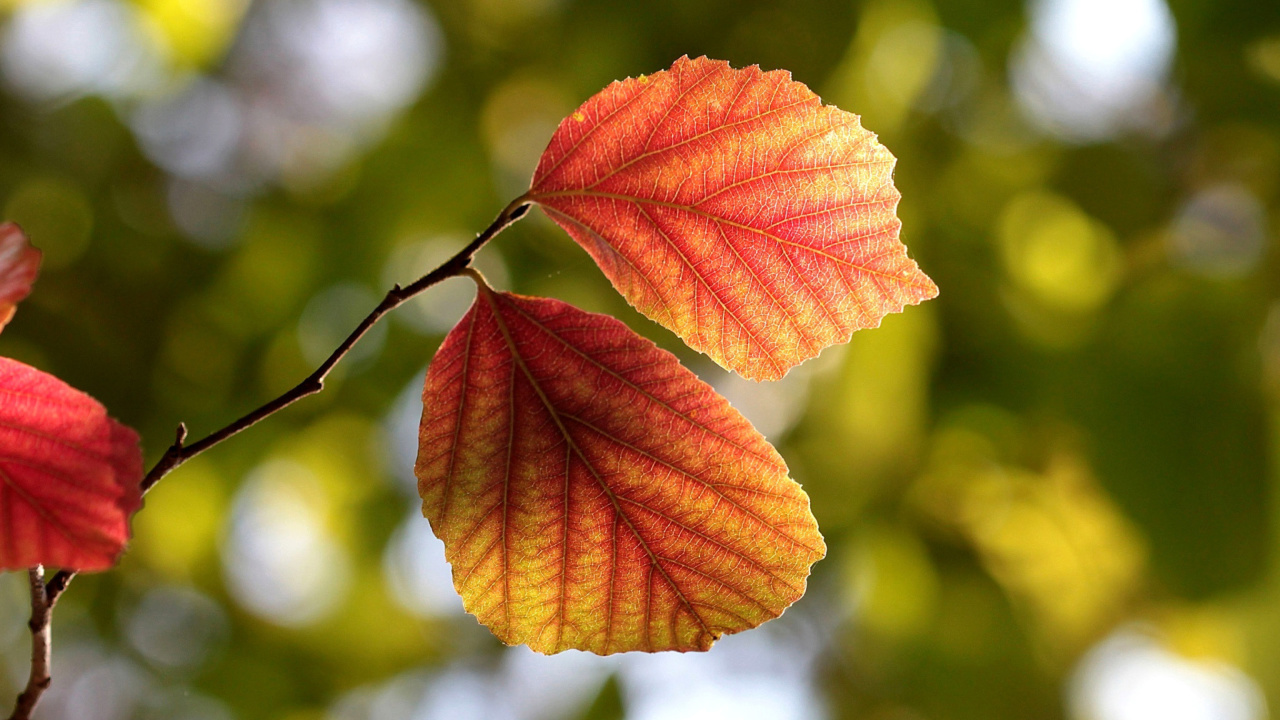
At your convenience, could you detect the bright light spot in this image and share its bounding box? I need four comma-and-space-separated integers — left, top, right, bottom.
329, 651, 616, 720
412, 670, 515, 720
383, 507, 464, 617
1070, 627, 1267, 720
329, 604, 830, 720
621, 623, 828, 720
711, 370, 808, 440
846, 523, 939, 640
1168, 183, 1268, 278
866, 21, 943, 119
125, 585, 228, 673
134, 0, 249, 68
1012, 0, 1176, 141
329, 672, 432, 720
222, 460, 351, 625
133, 78, 244, 181
998, 190, 1122, 313
705, 347, 842, 441
0, 0, 164, 102
1036, 0, 1171, 83
828, 0, 945, 132
500, 646, 619, 720
210, 0, 441, 194
237, 0, 440, 133
59, 651, 148, 720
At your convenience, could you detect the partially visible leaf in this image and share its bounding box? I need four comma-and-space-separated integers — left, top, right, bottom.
0, 357, 143, 571
0, 223, 41, 334
416, 288, 825, 654
528, 55, 938, 381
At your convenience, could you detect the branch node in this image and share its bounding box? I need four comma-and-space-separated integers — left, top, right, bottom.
460, 266, 491, 290
43, 571, 71, 607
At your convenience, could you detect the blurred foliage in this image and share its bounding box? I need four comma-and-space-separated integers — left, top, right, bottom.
0, 0, 1277, 718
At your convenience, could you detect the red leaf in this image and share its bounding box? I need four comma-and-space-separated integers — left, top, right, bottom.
528, 56, 938, 381
0, 223, 41, 334
416, 288, 825, 654
0, 358, 143, 571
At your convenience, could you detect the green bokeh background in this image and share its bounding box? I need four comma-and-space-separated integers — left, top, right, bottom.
0, 0, 1277, 718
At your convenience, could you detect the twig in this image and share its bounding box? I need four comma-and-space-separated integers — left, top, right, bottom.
7, 568, 51, 720
8, 196, 532, 720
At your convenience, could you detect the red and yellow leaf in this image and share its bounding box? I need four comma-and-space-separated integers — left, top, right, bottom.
527, 55, 937, 381
0, 358, 143, 571
0, 223, 41, 334
416, 287, 825, 654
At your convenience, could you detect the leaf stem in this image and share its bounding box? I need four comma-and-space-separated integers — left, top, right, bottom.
11, 195, 533, 720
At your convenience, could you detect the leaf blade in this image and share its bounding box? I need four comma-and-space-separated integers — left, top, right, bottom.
416, 289, 825, 654
529, 56, 938, 381
0, 358, 143, 571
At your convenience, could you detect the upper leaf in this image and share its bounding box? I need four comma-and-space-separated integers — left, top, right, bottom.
0, 357, 144, 571
0, 223, 41, 334
416, 287, 825, 654
528, 55, 938, 381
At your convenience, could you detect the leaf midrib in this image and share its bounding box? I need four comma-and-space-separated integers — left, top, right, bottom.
477, 288, 715, 650
532, 190, 927, 289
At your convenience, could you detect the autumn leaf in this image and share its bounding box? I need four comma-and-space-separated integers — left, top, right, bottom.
416, 285, 825, 654
0, 221, 143, 572
0, 358, 144, 571
0, 223, 41, 334
527, 55, 937, 381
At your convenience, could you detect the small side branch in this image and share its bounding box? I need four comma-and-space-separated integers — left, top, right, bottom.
11, 195, 533, 720
8, 567, 52, 720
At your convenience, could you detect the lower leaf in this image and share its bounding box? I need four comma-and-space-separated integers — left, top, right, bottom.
415, 288, 825, 654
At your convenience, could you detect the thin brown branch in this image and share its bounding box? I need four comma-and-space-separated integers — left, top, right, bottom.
7, 567, 51, 720
15, 195, 533, 720
140, 195, 531, 495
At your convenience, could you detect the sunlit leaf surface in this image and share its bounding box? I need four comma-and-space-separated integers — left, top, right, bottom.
529, 55, 937, 381
416, 288, 825, 654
